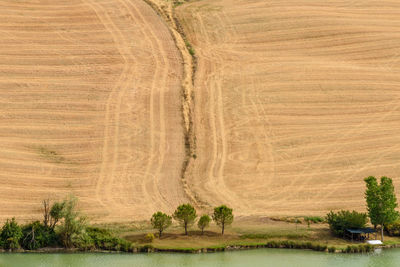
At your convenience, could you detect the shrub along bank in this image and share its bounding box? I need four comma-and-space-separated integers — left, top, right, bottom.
0, 197, 133, 252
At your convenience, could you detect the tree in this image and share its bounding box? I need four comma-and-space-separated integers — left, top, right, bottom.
197, 215, 211, 235
365, 176, 399, 242
364, 176, 380, 230
50, 201, 65, 229
43, 199, 50, 228
57, 196, 87, 248
151, 212, 172, 238
173, 204, 197, 235
0, 218, 23, 249
212, 205, 233, 235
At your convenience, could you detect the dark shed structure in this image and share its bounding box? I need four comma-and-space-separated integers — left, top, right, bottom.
345, 228, 376, 242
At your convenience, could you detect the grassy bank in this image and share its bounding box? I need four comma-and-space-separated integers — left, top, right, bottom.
94, 217, 400, 253
2, 217, 400, 254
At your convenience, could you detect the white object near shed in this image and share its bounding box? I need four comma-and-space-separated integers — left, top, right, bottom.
367, 240, 383, 245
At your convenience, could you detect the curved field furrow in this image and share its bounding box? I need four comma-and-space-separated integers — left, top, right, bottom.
3, 0, 400, 222
0, 0, 185, 222
177, 0, 400, 216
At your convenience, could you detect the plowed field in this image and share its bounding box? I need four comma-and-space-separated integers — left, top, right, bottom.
0, 0, 186, 222
1, 0, 400, 222
177, 0, 400, 216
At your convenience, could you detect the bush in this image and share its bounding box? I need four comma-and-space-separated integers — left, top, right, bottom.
305, 242, 313, 249
312, 244, 327, 252
351, 245, 359, 253
326, 210, 368, 236
266, 240, 278, 248
304, 216, 324, 228
145, 233, 155, 243
280, 240, 289, 248
365, 244, 374, 252
21, 221, 59, 250
0, 218, 23, 250
299, 242, 309, 249
84, 227, 130, 251
140, 244, 154, 252
386, 221, 400, 236
344, 244, 373, 253
263, 240, 335, 252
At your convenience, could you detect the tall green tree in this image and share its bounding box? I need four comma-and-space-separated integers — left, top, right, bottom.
212, 205, 233, 235
365, 176, 380, 229
57, 196, 87, 248
364, 176, 399, 242
151, 212, 172, 238
173, 204, 197, 235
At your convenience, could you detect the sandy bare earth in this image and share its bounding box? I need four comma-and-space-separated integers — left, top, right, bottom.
2, 0, 400, 223
0, 0, 187, 222
177, 0, 400, 217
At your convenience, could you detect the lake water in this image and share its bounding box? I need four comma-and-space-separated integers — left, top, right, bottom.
0, 248, 398, 267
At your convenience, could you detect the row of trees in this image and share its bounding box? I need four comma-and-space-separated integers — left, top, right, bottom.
151, 204, 233, 237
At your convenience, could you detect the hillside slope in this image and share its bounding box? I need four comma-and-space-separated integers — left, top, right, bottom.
2, 0, 400, 222
0, 0, 187, 222
177, 0, 400, 216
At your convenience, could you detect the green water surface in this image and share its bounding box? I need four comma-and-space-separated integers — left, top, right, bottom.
0, 248, 397, 267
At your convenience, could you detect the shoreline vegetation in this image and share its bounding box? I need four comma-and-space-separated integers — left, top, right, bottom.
1, 198, 400, 255
2, 176, 400, 255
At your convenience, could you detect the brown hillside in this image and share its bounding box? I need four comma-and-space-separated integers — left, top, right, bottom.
1, 0, 400, 222
0, 0, 186, 222
177, 0, 400, 216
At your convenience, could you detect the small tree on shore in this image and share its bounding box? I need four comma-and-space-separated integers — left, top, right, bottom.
173, 204, 197, 235
43, 199, 50, 228
57, 196, 87, 248
197, 215, 211, 235
50, 201, 65, 230
365, 176, 399, 242
151, 212, 172, 238
0, 218, 23, 250
212, 205, 233, 235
